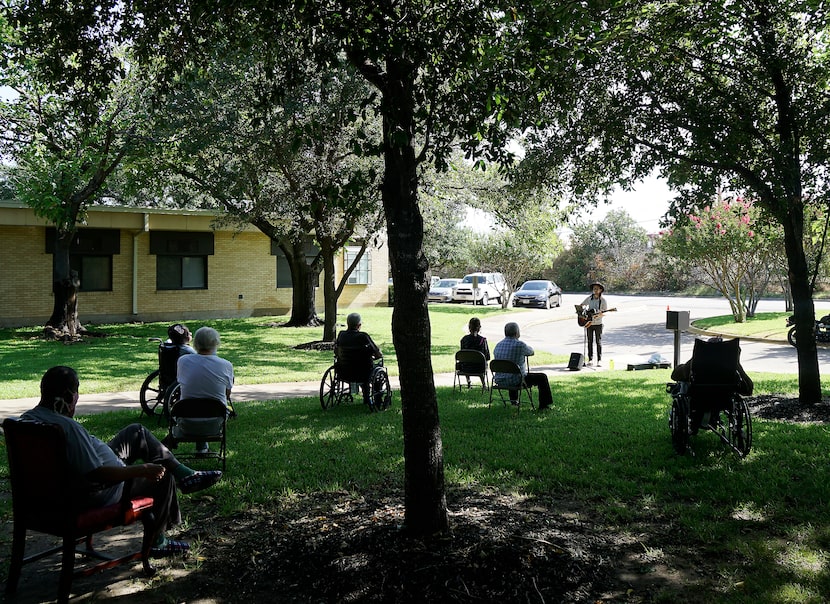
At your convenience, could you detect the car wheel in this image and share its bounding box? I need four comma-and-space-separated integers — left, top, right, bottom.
555, 293, 562, 307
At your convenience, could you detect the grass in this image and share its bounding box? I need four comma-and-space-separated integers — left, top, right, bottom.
0, 304, 558, 399
693, 312, 793, 340
2, 370, 829, 602
3, 307, 830, 600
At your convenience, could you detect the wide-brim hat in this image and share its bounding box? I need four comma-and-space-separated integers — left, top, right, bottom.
589, 281, 605, 292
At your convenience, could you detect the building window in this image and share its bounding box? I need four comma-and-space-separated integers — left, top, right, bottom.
46, 228, 120, 292
156, 255, 207, 290
345, 247, 371, 285
150, 231, 213, 291
73, 255, 112, 291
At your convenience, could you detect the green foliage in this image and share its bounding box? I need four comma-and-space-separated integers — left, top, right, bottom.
553, 209, 651, 291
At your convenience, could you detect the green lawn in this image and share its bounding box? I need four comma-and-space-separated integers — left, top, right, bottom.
0, 305, 559, 399
2, 370, 827, 602
3, 307, 830, 601
692, 309, 829, 340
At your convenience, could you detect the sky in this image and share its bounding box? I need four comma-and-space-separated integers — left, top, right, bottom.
586, 174, 673, 234
464, 173, 674, 236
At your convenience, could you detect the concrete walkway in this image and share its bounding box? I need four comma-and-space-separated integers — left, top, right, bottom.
1, 372, 468, 420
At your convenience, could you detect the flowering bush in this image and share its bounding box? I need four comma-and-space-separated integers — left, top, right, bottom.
658, 196, 784, 322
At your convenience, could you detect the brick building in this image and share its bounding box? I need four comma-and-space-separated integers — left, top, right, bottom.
0, 202, 388, 327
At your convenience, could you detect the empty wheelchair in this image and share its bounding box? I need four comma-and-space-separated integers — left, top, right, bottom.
139, 337, 182, 420
320, 347, 392, 411
666, 337, 753, 457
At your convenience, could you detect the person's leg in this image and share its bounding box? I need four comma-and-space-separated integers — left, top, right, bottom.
108, 424, 221, 493
595, 325, 603, 362
128, 472, 182, 552
508, 388, 519, 403
108, 423, 180, 470
586, 327, 595, 362
360, 381, 372, 407
525, 373, 553, 409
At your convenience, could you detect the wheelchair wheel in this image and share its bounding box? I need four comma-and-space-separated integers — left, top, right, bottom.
729, 396, 753, 457
139, 370, 165, 418
162, 382, 181, 419
320, 366, 340, 410
371, 368, 392, 411
670, 395, 690, 455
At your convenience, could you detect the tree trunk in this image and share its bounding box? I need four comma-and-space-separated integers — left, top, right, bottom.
282, 240, 322, 328
782, 202, 822, 403
321, 241, 338, 342
46, 230, 82, 339
382, 61, 448, 537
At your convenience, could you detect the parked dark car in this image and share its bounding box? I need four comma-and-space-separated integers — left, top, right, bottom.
512, 280, 562, 309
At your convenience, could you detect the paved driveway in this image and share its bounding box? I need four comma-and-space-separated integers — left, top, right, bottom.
479, 293, 827, 375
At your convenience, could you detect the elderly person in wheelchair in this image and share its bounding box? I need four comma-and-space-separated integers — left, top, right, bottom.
335, 313, 385, 407
318, 312, 392, 412
667, 336, 753, 457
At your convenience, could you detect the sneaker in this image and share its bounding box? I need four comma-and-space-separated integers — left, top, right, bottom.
150, 538, 190, 558
596, 360, 602, 367
179, 470, 222, 494
585, 359, 593, 366
510, 400, 520, 407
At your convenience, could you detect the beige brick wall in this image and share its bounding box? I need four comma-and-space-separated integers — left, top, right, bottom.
0, 226, 54, 324
0, 205, 389, 327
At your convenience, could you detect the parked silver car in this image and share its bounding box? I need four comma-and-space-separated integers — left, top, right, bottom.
452, 272, 506, 306
512, 280, 562, 309
428, 278, 462, 303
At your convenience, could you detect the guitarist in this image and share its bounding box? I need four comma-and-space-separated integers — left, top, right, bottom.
581, 281, 608, 366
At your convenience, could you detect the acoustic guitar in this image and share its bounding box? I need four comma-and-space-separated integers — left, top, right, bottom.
577, 307, 617, 328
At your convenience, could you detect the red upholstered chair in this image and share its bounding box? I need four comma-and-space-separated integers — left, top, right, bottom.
2, 418, 156, 603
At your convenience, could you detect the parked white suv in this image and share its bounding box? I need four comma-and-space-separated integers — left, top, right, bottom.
452, 272, 506, 306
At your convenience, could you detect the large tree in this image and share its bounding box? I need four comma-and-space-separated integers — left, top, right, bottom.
523, 1, 830, 402
131, 41, 384, 339
19, 0, 578, 536
130, 1, 549, 536
0, 8, 144, 338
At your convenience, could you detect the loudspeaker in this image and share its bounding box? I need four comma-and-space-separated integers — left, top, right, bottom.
567, 352, 583, 371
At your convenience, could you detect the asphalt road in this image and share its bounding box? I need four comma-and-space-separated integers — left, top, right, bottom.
479, 292, 823, 375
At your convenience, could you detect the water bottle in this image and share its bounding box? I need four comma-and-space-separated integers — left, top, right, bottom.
609, 359, 615, 370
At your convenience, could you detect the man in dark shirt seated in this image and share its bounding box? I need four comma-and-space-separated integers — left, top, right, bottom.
335, 313, 383, 407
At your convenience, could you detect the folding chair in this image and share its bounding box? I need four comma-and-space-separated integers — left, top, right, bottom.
2, 418, 156, 604
454, 350, 489, 391
489, 359, 534, 410
165, 398, 228, 471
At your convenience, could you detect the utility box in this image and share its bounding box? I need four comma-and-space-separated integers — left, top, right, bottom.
666, 310, 690, 331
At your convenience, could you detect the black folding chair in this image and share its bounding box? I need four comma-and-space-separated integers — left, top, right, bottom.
489, 359, 534, 410
454, 350, 489, 391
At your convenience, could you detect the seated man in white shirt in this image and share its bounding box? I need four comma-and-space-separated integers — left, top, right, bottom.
176, 327, 234, 454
